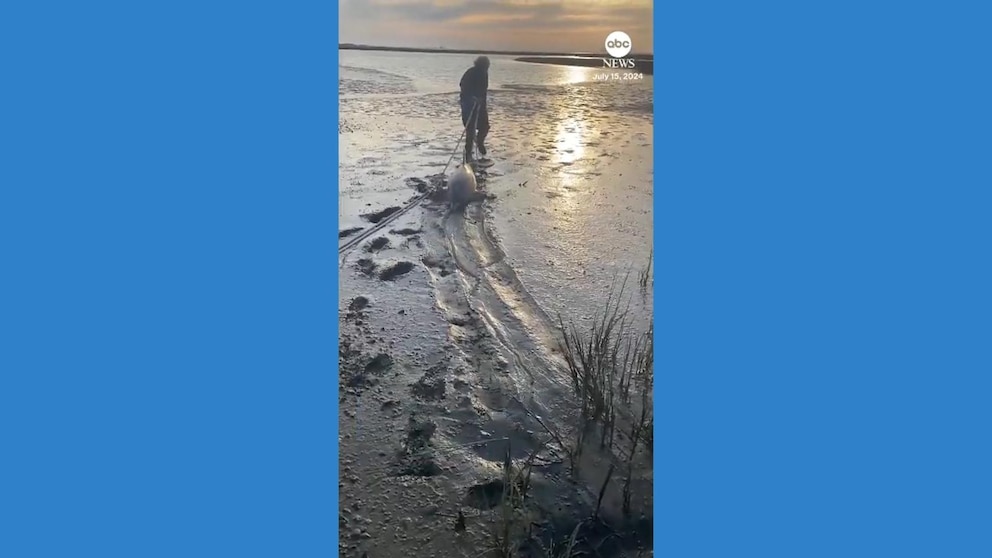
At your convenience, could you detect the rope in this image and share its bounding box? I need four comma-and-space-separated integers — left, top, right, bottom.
338, 98, 481, 258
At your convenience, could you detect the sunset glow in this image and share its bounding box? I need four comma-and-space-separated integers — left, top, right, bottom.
339, 0, 653, 54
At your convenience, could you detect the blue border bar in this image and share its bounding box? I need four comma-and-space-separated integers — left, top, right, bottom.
656, 1, 992, 556
3, 2, 338, 556
3, 1, 992, 557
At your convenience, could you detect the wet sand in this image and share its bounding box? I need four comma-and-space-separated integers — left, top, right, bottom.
338, 57, 654, 557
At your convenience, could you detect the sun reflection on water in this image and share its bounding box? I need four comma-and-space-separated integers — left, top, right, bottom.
555, 117, 586, 167
563, 65, 590, 85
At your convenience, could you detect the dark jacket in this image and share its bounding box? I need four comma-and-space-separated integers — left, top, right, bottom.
459, 66, 488, 102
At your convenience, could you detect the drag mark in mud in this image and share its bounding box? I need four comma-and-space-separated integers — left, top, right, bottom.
340, 191, 434, 258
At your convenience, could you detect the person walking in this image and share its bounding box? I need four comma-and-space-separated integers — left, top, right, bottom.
459, 56, 490, 162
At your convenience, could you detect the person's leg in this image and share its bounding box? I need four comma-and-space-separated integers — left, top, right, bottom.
475, 105, 490, 156
464, 128, 475, 162
460, 97, 472, 126
461, 98, 476, 161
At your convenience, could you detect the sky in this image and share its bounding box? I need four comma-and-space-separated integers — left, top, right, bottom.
339, 0, 653, 54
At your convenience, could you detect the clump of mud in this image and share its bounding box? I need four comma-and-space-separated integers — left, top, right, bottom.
347, 296, 370, 313
362, 206, 401, 224
344, 296, 371, 327
364, 236, 389, 253
411, 372, 446, 400
365, 353, 393, 373
378, 261, 414, 281
342, 350, 393, 390
396, 415, 441, 477
339, 337, 361, 363
356, 258, 376, 276
404, 177, 429, 193
425, 175, 449, 203
421, 253, 454, 278
464, 479, 507, 510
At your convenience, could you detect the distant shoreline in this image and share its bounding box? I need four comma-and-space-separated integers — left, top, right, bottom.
515, 56, 654, 76
339, 43, 653, 60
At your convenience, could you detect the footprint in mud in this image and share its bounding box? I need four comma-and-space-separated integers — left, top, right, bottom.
397, 415, 442, 477
410, 360, 448, 401
346, 296, 370, 318
362, 206, 400, 224
356, 258, 376, 276
420, 253, 455, 278
390, 227, 421, 236
344, 352, 393, 389
339, 227, 364, 238
365, 353, 393, 374
464, 479, 508, 510
404, 177, 429, 193
411, 373, 446, 400
453, 413, 543, 464
339, 336, 361, 361
378, 261, 414, 281
364, 236, 389, 253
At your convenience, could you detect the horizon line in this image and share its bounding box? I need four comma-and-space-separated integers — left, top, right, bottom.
339, 43, 654, 58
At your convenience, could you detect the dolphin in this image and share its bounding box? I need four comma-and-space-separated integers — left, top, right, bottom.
447, 163, 487, 210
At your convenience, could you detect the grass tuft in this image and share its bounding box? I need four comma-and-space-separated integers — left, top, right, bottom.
557, 270, 654, 519
638, 248, 653, 291
480, 268, 655, 557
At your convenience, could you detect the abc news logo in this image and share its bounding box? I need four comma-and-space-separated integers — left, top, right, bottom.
603, 31, 636, 70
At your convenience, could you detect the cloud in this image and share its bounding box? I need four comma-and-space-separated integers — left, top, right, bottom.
339, 0, 653, 53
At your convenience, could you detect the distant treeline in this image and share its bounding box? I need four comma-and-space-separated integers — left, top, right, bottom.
340, 43, 653, 60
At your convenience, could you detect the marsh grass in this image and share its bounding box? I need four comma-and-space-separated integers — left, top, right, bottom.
481, 268, 654, 557
558, 275, 631, 454
557, 270, 654, 520
638, 248, 653, 291
480, 440, 548, 557
543, 522, 582, 558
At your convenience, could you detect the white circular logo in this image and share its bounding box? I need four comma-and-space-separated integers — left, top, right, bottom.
605, 31, 632, 58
